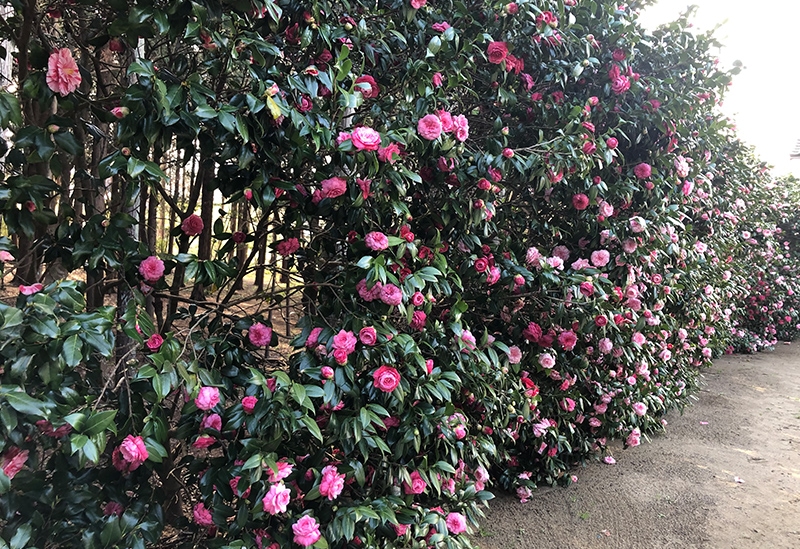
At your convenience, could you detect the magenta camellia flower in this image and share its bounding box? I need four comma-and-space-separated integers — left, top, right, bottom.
321, 176, 347, 198
195, 386, 220, 411
351, 126, 382, 151
379, 283, 403, 305
242, 395, 257, 414
201, 413, 222, 431
193, 435, 215, 449
46, 48, 81, 96
138, 256, 165, 282
1, 447, 29, 480
19, 283, 44, 296
276, 237, 300, 256
558, 330, 578, 351
112, 435, 148, 473
332, 329, 357, 355
403, 470, 427, 494
373, 365, 401, 392
249, 322, 273, 347
572, 193, 590, 210
633, 162, 652, 179
359, 326, 378, 346
364, 231, 389, 251
606, 137, 618, 149
486, 41, 509, 64
292, 515, 322, 547
262, 482, 291, 515
446, 512, 468, 534
193, 502, 214, 527
417, 114, 443, 140
146, 334, 164, 351
180, 214, 204, 236
319, 465, 346, 500
354, 75, 379, 98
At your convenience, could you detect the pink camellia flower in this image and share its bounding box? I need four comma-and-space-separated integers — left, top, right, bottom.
19, 283, 44, 295
359, 326, 378, 346
138, 256, 165, 282
380, 284, 403, 306
201, 413, 222, 432
502, 147, 514, 158
486, 41, 509, 64
146, 334, 164, 351
193, 502, 214, 527
306, 327, 323, 348
46, 48, 81, 96
377, 143, 401, 164
507, 345, 522, 364
606, 137, 618, 149
373, 365, 401, 392
446, 512, 468, 535
321, 176, 347, 198
351, 126, 382, 151
633, 162, 652, 179
193, 435, 216, 449
242, 396, 258, 414
262, 483, 291, 515
558, 330, 577, 351
632, 402, 647, 416
1, 447, 29, 480
249, 322, 273, 347
319, 465, 346, 500
354, 75, 379, 98
452, 114, 469, 142
432, 72, 444, 87
181, 214, 204, 236
292, 515, 322, 547
629, 217, 646, 233
321, 366, 334, 379
590, 250, 610, 267
582, 141, 597, 155
632, 332, 646, 346
538, 353, 555, 369
195, 386, 220, 411
0, 250, 14, 262
437, 110, 454, 133
572, 193, 590, 210
417, 114, 443, 140
266, 460, 294, 483
365, 231, 389, 251
627, 427, 641, 447
403, 470, 428, 494
332, 329, 357, 355
276, 238, 300, 256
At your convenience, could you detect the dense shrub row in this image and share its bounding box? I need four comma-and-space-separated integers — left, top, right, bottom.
1, 0, 799, 547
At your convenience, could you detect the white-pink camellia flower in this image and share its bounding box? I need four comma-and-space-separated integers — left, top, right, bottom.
46, 48, 81, 96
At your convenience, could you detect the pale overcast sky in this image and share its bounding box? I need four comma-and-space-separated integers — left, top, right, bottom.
638, 0, 800, 177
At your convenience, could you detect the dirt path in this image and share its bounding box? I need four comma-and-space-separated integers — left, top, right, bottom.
474, 344, 800, 549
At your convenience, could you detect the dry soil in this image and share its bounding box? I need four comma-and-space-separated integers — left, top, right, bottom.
474, 343, 800, 549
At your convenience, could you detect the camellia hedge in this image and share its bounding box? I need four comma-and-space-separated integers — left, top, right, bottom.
1, 0, 799, 547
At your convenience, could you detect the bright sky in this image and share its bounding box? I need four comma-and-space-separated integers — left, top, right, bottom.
638, 0, 800, 177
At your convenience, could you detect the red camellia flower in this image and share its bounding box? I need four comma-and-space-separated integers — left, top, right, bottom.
146, 334, 164, 351
486, 41, 509, 64
373, 365, 401, 392
181, 214, 204, 236
572, 193, 590, 210
354, 75, 379, 98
